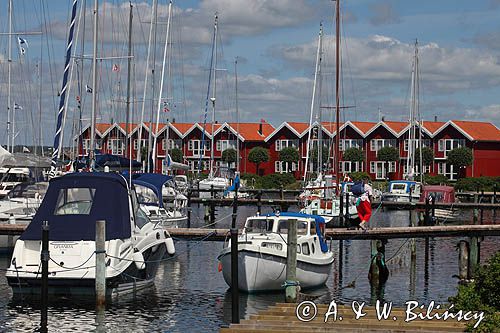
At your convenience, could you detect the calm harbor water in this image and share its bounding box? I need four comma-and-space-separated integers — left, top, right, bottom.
0, 205, 499, 332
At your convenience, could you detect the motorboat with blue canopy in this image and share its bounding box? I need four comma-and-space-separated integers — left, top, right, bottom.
6, 172, 175, 295
217, 211, 334, 292
382, 180, 422, 207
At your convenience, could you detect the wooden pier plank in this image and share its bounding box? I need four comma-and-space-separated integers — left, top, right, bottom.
221, 303, 467, 332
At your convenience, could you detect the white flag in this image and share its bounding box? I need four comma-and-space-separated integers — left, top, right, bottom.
14, 103, 23, 110
86, 85, 93, 93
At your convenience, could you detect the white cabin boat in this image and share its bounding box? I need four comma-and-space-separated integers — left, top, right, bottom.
218, 212, 334, 292
382, 180, 422, 207
6, 172, 175, 295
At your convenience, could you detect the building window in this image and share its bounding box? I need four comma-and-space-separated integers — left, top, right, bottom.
275, 161, 298, 173
403, 164, 430, 175
339, 161, 363, 173
187, 159, 209, 171
370, 161, 396, 180
133, 139, 148, 151
438, 162, 458, 181
276, 139, 299, 151
162, 139, 182, 151
216, 139, 237, 152
107, 139, 124, 155
370, 139, 396, 152
82, 139, 90, 155
438, 139, 466, 157
404, 139, 431, 151
339, 139, 363, 151
188, 140, 210, 156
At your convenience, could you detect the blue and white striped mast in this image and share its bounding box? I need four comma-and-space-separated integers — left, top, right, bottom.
50, 0, 79, 176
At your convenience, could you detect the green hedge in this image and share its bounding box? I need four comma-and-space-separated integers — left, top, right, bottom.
423, 174, 450, 185
454, 177, 500, 192
448, 251, 500, 332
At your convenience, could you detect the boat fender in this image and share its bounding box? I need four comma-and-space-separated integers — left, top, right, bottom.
132, 252, 145, 270
166, 237, 176, 255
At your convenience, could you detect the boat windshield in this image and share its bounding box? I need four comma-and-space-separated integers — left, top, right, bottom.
277, 219, 308, 235
391, 184, 407, 191
0, 172, 30, 183
428, 191, 445, 202
54, 188, 96, 215
245, 218, 273, 233
135, 184, 159, 205
7, 183, 48, 199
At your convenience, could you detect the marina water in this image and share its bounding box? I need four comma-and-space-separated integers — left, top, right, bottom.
0, 205, 498, 332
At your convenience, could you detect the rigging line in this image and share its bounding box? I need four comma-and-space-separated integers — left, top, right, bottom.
41, 0, 58, 115
49, 251, 95, 270
340, 5, 358, 123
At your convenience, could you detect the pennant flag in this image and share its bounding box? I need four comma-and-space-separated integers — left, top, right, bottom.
14, 103, 23, 110
163, 101, 170, 112
86, 85, 93, 93
20, 47, 26, 55
112, 64, 120, 72
17, 37, 28, 47
76, 95, 81, 102
22, 146, 30, 153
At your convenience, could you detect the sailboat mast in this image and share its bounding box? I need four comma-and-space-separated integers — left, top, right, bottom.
90, 0, 99, 170
50, 0, 79, 174
235, 57, 240, 173
303, 24, 323, 182
125, 1, 133, 159
317, 24, 323, 175
137, 0, 157, 164
334, 0, 341, 187
7, 0, 12, 152
406, 40, 418, 180
210, 14, 218, 178
152, 0, 172, 173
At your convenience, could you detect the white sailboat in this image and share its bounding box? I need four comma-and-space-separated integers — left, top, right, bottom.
300, 18, 357, 225
198, 14, 230, 198
382, 41, 423, 205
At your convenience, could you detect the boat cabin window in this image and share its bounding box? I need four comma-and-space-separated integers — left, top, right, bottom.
245, 219, 273, 233
302, 243, 310, 255
391, 183, 407, 191
135, 185, 159, 205
7, 183, 47, 199
135, 207, 150, 229
428, 192, 444, 202
0, 172, 30, 183
311, 243, 315, 254
297, 244, 301, 254
54, 188, 96, 215
277, 219, 308, 235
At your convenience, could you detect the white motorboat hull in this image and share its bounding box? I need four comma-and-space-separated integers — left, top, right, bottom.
218, 249, 333, 292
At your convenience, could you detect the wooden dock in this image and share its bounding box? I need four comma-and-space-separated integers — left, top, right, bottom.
2, 224, 500, 241
221, 303, 469, 332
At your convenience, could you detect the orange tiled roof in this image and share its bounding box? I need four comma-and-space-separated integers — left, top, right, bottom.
383, 121, 408, 134
287, 122, 310, 135
117, 122, 136, 133
170, 123, 195, 135
421, 121, 446, 134
452, 120, 500, 141
95, 123, 113, 135
226, 122, 275, 141
350, 121, 376, 134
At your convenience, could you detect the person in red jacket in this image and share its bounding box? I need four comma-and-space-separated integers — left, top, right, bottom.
356, 178, 373, 230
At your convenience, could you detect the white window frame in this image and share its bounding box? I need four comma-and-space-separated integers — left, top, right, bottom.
276, 139, 299, 151
188, 140, 210, 157
404, 139, 431, 151
133, 139, 147, 151
438, 162, 458, 180
438, 139, 466, 157
217, 139, 237, 152
370, 139, 396, 152
339, 161, 363, 173
107, 138, 124, 155
275, 161, 297, 173
370, 161, 396, 180
339, 139, 363, 151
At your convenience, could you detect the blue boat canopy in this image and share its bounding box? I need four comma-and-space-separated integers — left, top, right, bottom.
266, 211, 329, 253
129, 173, 172, 207
20, 172, 132, 241
388, 180, 417, 193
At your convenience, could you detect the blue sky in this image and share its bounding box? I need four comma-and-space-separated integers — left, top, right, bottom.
0, 0, 499, 147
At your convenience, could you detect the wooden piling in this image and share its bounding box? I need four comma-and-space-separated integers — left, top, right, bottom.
40, 220, 49, 329
458, 240, 469, 280
257, 190, 262, 215
285, 218, 298, 303
95, 220, 106, 307
187, 189, 192, 228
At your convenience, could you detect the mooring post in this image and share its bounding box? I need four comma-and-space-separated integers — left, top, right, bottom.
7, 213, 15, 248
345, 191, 350, 227
480, 190, 484, 224
280, 185, 284, 201
187, 189, 192, 228
458, 240, 469, 280
339, 192, 344, 228
424, 196, 430, 226
408, 186, 413, 223
431, 195, 436, 224
210, 185, 216, 224
285, 218, 298, 303
494, 184, 497, 217
230, 186, 239, 324
473, 193, 479, 224
95, 220, 106, 307
40, 220, 49, 329
257, 189, 262, 215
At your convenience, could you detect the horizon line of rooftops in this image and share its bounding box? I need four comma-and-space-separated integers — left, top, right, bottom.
80, 118, 500, 142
